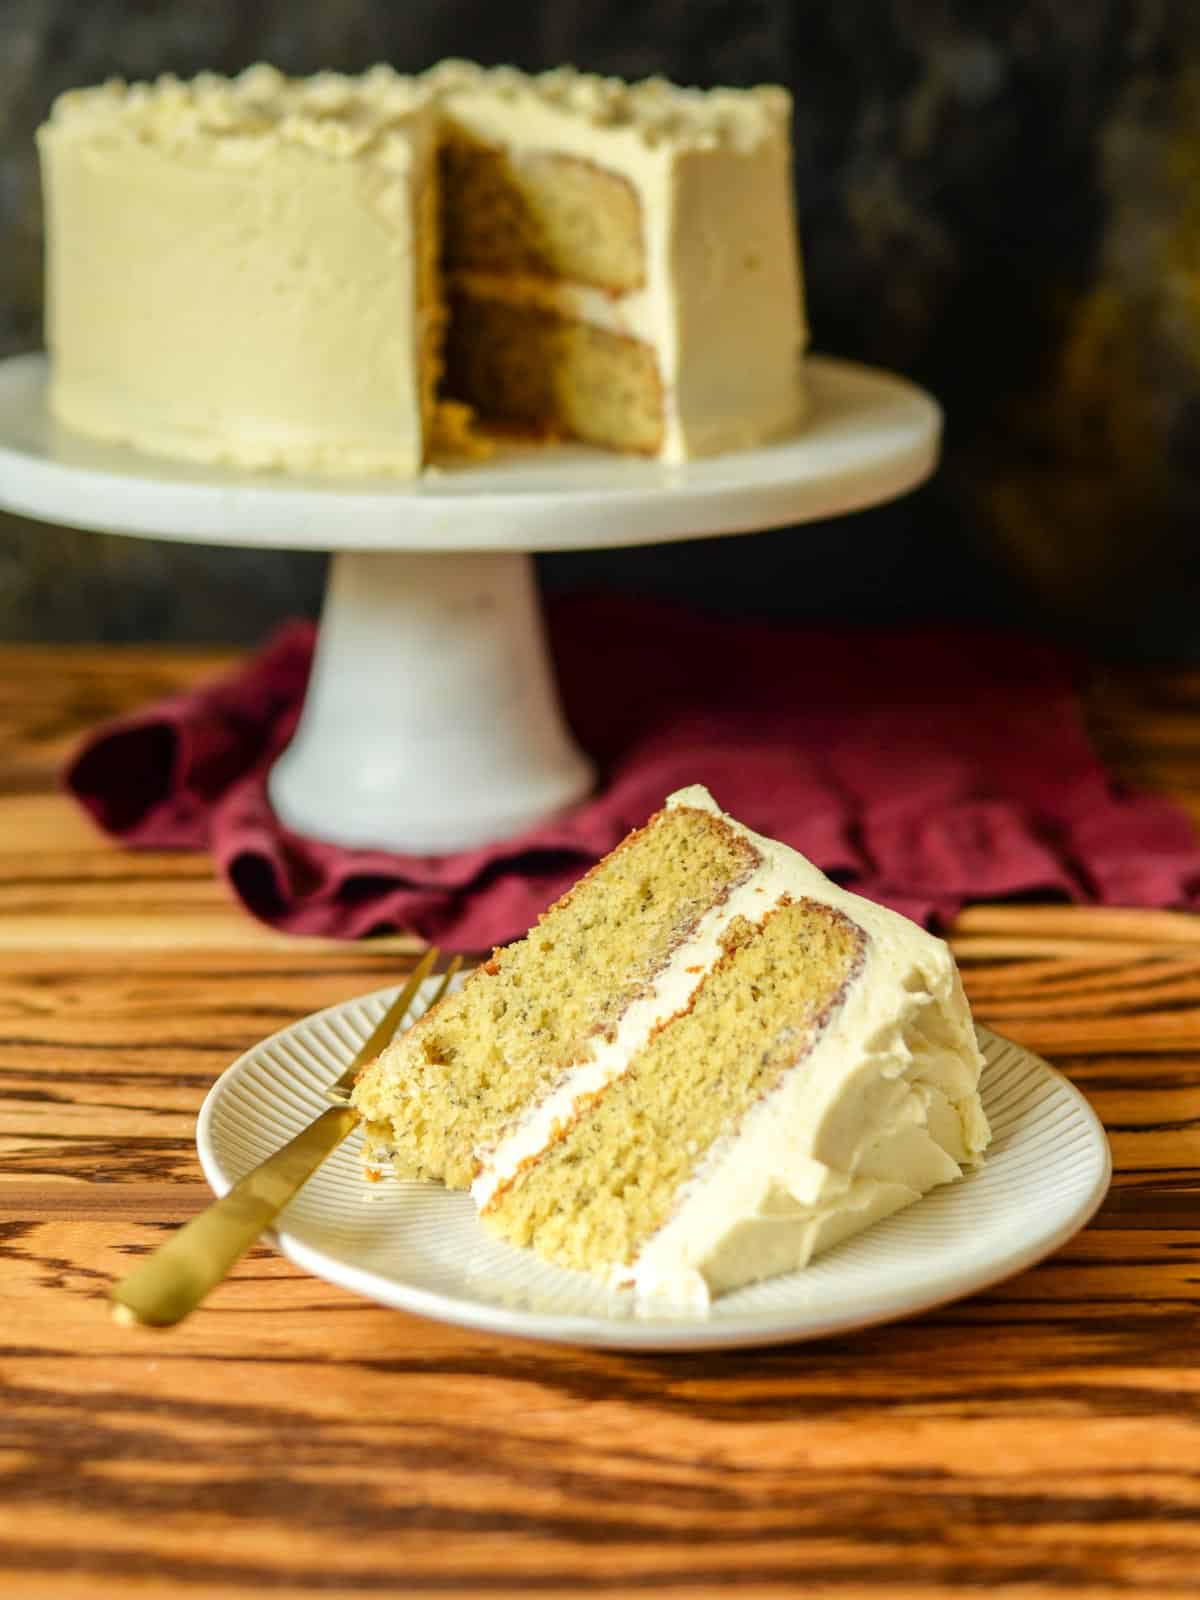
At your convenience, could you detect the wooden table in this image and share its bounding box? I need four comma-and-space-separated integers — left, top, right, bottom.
3, 647, 1199, 1599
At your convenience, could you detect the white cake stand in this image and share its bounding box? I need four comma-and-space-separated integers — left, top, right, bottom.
0, 353, 940, 852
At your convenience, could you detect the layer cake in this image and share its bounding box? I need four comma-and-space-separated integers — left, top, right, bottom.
352, 786, 990, 1311
37, 63, 807, 475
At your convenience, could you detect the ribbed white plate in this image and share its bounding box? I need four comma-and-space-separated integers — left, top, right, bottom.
197, 980, 1111, 1350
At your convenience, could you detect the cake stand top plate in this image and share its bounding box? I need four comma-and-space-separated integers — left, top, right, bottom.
0, 353, 940, 554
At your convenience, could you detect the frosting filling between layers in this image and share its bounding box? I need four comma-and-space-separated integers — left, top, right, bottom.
449, 270, 660, 347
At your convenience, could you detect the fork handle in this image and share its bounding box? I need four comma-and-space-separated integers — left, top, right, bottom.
110, 1106, 360, 1327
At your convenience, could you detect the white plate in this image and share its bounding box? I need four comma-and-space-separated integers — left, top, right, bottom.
197, 980, 1111, 1350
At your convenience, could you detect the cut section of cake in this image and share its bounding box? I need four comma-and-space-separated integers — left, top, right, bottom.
37, 62, 807, 475
352, 786, 990, 1311
427, 61, 807, 460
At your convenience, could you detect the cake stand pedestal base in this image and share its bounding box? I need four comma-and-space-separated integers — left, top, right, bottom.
268, 549, 593, 854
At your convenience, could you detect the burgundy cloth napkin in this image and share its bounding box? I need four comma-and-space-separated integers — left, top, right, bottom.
66, 594, 1200, 949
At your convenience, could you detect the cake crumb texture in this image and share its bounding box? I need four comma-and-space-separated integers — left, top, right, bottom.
441, 140, 646, 292
481, 898, 865, 1271
352, 804, 760, 1187
444, 294, 665, 453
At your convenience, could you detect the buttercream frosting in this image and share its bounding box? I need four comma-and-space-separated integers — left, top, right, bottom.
38, 66, 437, 475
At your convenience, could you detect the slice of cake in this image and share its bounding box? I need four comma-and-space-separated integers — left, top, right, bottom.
352, 786, 990, 1311
37, 63, 806, 475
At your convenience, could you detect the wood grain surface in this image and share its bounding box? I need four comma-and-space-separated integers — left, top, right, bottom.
2, 646, 1198, 1599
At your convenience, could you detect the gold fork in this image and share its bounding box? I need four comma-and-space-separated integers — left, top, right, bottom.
111, 948, 460, 1328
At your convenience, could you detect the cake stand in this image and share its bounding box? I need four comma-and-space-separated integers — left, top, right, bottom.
0, 354, 940, 852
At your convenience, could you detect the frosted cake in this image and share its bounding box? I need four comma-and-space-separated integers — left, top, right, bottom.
37, 63, 807, 475
352, 786, 990, 1311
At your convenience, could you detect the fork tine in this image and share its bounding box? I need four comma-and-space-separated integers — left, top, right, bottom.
428, 953, 463, 1010
326, 946, 440, 1102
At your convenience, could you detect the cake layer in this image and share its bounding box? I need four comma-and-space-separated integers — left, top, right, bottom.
352, 802, 761, 1187
440, 138, 645, 292
443, 293, 665, 453
481, 899, 865, 1271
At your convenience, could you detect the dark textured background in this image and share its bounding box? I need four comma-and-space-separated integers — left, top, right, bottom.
3, 0, 1199, 655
